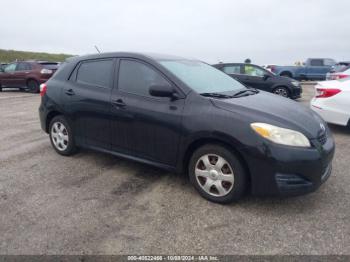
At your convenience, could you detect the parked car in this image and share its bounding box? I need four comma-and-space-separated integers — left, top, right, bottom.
39, 52, 334, 204
270, 58, 336, 81
326, 62, 350, 80
0, 61, 59, 92
311, 78, 350, 126
212, 63, 302, 99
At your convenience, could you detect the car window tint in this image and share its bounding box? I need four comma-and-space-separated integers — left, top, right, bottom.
223, 65, 241, 74
244, 65, 265, 77
310, 59, 324, 66
76, 59, 113, 88
118, 60, 171, 97
4, 63, 16, 72
40, 63, 58, 70
17, 62, 31, 71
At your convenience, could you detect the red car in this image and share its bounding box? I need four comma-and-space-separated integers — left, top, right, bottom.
0, 61, 58, 92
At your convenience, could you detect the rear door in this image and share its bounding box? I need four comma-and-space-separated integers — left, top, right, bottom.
306, 59, 331, 80
15, 62, 32, 87
62, 58, 115, 149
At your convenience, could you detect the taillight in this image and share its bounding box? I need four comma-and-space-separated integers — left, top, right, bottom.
335, 74, 348, 80
40, 83, 47, 97
40, 68, 53, 74
316, 88, 341, 98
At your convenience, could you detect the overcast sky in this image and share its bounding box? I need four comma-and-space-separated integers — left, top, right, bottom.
0, 0, 349, 65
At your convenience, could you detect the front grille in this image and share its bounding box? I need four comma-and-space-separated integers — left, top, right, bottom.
317, 132, 327, 145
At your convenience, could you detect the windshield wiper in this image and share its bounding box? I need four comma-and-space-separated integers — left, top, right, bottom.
232, 89, 259, 97
200, 92, 234, 99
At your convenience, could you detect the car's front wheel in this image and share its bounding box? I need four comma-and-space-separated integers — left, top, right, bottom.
189, 144, 247, 204
49, 115, 77, 156
273, 86, 289, 98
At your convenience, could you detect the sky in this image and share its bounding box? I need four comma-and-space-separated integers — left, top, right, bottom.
0, 0, 349, 65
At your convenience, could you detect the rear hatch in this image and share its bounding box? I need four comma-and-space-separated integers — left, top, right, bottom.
39, 62, 59, 73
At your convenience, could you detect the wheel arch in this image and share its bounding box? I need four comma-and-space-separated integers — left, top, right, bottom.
272, 85, 291, 96
45, 110, 63, 133
279, 71, 293, 78
181, 136, 252, 192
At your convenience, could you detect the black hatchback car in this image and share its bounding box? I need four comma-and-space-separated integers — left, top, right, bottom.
39, 52, 334, 204
212, 63, 302, 99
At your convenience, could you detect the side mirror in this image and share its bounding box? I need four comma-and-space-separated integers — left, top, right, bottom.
149, 85, 178, 99
263, 74, 270, 80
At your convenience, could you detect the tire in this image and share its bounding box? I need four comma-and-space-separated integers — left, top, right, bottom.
49, 115, 77, 156
27, 79, 40, 93
273, 86, 290, 98
189, 144, 247, 204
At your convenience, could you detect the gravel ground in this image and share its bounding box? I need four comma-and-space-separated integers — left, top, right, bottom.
0, 85, 349, 255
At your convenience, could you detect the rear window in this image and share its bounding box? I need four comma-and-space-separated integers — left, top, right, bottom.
310, 59, 324, 66
40, 63, 58, 70
76, 59, 114, 88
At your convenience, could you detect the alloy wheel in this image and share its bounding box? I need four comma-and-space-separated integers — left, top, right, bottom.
51, 122, 69, 151
273, 87, 288, 97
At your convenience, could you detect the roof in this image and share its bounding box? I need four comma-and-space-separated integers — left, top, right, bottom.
66, 52, 195, 63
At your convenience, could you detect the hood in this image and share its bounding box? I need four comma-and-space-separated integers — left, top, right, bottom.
211, 91, 325, 139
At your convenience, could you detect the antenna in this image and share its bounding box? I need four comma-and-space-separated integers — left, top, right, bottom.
94, 45, 101, 53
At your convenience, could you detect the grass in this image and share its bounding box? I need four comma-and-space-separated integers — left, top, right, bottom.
0, 49, 74, 63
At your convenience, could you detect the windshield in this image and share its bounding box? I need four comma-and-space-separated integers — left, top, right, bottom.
160, 60, 246, 93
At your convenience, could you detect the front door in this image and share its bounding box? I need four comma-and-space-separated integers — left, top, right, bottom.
111, 59, 185, 166
241, 64, 270, 91
1, 63, 17, 87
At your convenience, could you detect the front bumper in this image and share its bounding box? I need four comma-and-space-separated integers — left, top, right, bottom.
242, 131, 335, 196
290, 86, 302, 99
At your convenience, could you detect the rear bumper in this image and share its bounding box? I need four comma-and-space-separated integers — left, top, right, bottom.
242, 131, 335, 197
39, 103, 48, 133
311, 99, 349, 126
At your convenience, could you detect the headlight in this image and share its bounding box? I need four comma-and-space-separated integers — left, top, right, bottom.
251, 123, 311, 147
291, 81, 300, 87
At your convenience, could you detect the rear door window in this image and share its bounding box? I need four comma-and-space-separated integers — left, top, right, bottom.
76, 59, 114, 88
222, 65, 241, 74
310, 59, 324, 66
16, 62, 32, 71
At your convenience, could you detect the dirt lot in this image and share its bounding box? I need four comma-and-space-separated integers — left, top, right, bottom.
0, 85, 349, 255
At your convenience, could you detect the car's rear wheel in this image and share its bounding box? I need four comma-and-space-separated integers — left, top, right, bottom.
273, 86, 289, 98
49, 115, 77, 156
189, 144, 247, 204
27, 79, 40, 93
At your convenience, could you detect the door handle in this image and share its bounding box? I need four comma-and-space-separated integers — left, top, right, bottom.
64, 88, 75, 96
112, 99, 126, 108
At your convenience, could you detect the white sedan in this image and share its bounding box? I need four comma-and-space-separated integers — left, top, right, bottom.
310, 78, 350, 126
